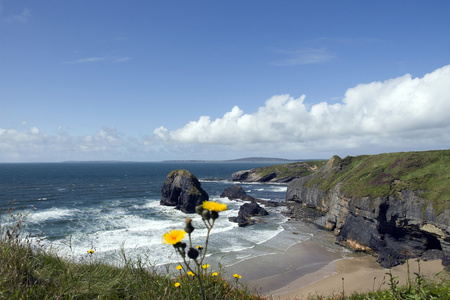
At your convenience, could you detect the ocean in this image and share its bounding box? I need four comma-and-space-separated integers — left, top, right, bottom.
0, 162, 312, 269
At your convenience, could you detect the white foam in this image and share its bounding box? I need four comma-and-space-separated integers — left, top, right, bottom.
28, 208, 78, 223
269, 186, 288, 192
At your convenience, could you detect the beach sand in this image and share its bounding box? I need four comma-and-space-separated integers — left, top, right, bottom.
223, 221, 445, 299
269, 254, 444, 299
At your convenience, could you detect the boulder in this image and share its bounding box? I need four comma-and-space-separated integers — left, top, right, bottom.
220, 185, 256, 202
229, 203, 269, 227
160, 169, 209, 213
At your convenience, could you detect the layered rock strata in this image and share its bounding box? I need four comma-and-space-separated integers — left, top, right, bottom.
286, 154, 450, 267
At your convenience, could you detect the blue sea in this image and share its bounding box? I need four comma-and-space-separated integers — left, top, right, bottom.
0, 162, 311, 268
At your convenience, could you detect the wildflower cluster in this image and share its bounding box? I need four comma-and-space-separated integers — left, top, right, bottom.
162, 200, 228, 300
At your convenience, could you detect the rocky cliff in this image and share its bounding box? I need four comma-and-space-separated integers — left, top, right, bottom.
231, 161, 326, 183
286, 150, 450, 267
160, 169, 209, 213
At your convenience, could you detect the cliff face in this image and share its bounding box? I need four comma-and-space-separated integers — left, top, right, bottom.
231, 161, 326, 183
286, 151, 450, 267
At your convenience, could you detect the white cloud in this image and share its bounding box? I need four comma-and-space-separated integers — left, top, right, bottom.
1, 65, 449, 162
30, 127, 39, 134
154, 65, 450, 154
0, 127, 130, 162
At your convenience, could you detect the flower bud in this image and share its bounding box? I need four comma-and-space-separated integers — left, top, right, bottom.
195, 205, 204, 215
202, 209, 211, 221
187, 247, 199, 260
211, 211, 219, 220
184, 218, 195, 234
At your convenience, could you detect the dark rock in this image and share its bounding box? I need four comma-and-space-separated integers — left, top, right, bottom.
160, 169, 209, 213
220, 185, 256, 202
231, 169, 293, 183
421, 249, 444, 261
228, 203, 269, 227
231, 170, 251, 182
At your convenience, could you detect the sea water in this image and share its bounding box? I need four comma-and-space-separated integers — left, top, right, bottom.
0, 162, 310, 267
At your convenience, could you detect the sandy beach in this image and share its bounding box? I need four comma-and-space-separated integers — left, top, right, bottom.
269, 254, 444, 299
223, 221, 446, 299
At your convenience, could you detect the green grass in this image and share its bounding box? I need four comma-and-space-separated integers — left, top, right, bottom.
303, 150, 450, 215
2, 236, 448, 300
2, 206, 449, 300
0, 236, 266, 299
0, 204, 266, 300
300, 267, 450, 300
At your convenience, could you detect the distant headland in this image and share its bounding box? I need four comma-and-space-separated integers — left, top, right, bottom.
161, 157, 317, 163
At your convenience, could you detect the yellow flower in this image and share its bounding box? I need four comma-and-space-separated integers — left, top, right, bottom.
202, 201, 227, 212
233, 274, 242, 279
212, 272, 218, 277
87, 249, 94, 254
187, 271, 196, 277
176, 265, 182, 270
174, 282, 181, 288
163, 229, 186, 245
196, 245, 203, 250
202, 264, 210, 269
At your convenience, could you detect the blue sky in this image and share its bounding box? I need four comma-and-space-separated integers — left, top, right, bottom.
1, 0, 449, 162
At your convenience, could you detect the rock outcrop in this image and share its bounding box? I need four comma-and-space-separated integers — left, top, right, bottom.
220, 185, 256, 202
221, 184, 270, 226
160, 169, 209, 213
285, 151, 450, 267
228, 203, 269, 227
231, 161, 326, 183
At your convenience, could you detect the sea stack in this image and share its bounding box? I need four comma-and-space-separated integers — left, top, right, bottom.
160, 169, 209, 213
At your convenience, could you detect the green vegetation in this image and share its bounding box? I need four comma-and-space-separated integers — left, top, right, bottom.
2, 222, 448, 300
301, 265, 450, 300
304, 150, 450, 215
0, 205, 265, 300
253, 160, 327, 181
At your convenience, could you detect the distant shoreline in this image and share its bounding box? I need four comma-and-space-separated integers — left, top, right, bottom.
161, 157, 321, 163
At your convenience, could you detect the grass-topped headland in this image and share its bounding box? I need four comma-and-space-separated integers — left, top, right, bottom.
303, 150, 450, 215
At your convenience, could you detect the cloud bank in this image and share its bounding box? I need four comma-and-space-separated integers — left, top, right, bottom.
1, 65, 449, 162
155, 64, 450, 152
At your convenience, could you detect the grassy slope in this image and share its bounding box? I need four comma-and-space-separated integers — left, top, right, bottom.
304, 150, 450, 215
1, 237, 448, 299
0, 238, 264, 299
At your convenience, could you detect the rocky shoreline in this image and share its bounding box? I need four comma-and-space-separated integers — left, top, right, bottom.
231, 150, 450, 268
159, 150, 450, 269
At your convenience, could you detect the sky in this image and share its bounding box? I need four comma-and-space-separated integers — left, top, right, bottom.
1, 0, 450, 162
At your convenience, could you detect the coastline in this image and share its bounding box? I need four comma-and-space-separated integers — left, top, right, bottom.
223, 220, 445, 299
222, 220, 350, 293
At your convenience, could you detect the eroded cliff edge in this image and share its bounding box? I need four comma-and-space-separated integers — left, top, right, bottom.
232, 161, 326, 183
286, 151, 450, 267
